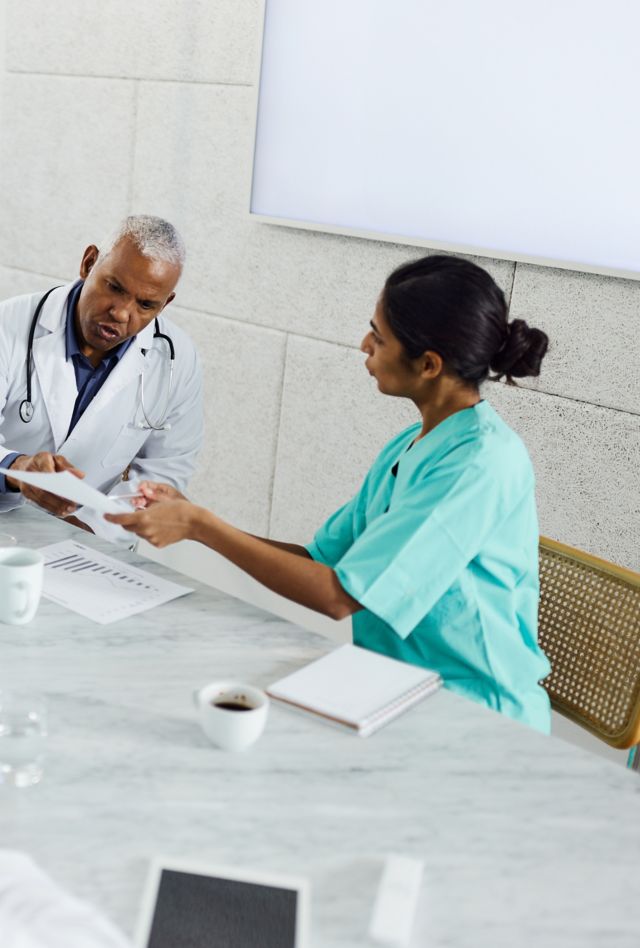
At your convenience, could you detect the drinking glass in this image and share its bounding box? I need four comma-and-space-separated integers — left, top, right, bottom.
0, 692, 47, 787
0, 532, 16, 547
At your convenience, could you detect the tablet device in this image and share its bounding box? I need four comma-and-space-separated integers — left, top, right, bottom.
135, 857, 309, 948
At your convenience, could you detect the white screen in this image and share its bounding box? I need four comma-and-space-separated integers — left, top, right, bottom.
250, 0, 640, 279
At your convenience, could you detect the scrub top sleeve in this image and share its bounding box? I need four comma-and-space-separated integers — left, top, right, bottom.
305, 491, 361, 567
334, 451, 533, 640
306, 423, 423, 567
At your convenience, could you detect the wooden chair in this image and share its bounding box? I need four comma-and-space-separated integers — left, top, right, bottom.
538, 536, 640, 771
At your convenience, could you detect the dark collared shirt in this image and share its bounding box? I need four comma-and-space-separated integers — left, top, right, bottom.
64, 280, 134, 438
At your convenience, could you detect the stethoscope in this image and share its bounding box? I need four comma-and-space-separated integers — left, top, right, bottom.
19, 286, 176, 431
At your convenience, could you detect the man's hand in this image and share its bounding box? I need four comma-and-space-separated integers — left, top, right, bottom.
7, 453, 85, 517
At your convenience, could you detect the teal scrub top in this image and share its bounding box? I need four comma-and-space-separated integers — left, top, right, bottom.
306, 401, 551, 734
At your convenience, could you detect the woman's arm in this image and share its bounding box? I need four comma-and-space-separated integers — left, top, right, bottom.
249, 537, 311, 557
105, 500, 360, 621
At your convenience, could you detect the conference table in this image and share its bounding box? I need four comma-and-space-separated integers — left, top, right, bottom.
0, 506, 638, 948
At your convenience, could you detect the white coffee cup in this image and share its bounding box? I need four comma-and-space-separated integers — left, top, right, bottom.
193, 681, 269, 752
0, 548, 44, 625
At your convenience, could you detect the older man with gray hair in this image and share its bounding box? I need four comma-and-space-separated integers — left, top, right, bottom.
0, 215, 203, 539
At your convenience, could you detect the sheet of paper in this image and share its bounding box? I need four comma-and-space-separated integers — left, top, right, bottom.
0, 468, 126, 514
40, 539, 193, 624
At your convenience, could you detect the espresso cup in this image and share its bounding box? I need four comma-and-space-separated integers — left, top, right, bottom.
193, 681, 269, 752
0, 548, 44, 625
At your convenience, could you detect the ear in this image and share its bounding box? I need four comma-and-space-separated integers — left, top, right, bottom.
418, 349, 444, 380
79, 245, 100, 279
161, 292, 176, 309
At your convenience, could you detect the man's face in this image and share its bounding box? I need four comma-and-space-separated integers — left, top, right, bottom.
75, 237, 181, 363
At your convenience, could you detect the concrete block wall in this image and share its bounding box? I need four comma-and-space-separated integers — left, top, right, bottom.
0, 3, 637, 762
0, 2, 4, 127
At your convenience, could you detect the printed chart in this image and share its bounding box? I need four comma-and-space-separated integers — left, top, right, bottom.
40, 540, 193, 624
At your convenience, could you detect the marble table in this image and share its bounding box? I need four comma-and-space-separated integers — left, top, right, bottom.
0, 506, 638, 948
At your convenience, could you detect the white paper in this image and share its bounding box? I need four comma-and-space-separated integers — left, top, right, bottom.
40, 540, 193, 624
0, 468, 127, 514
0, 851, 133, 948
369, 855, 423, 947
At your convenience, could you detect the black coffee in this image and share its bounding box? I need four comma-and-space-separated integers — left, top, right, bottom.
213, 700, 253, 712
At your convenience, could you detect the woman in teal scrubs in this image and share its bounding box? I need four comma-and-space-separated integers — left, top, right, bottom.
107, 255, 552, 732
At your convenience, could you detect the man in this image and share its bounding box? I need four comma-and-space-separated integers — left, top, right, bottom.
0, 215, 203, 539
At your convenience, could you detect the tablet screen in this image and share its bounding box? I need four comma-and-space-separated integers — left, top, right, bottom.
142, 867, 301, 948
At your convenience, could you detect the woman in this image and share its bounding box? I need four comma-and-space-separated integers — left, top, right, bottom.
107, 255, 552, 732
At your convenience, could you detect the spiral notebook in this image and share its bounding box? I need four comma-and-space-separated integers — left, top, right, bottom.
267, 644, 442, 737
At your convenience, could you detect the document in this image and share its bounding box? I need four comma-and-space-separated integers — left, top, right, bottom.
40, 540, 193, 624
0, 468, 128, 515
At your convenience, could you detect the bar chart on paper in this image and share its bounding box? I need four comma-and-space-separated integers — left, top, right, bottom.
40, 540, 193, 624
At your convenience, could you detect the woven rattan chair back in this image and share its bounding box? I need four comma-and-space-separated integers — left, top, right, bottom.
538, 537, 640, 750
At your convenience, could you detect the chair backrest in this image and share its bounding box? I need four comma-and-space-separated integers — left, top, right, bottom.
538, 536, 640, 749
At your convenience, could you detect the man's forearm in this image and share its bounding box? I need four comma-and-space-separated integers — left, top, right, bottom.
63, 515, 93, 533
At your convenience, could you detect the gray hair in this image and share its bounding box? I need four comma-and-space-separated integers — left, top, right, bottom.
99, 215, 186, 267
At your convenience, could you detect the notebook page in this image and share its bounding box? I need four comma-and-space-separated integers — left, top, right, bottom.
268, 644, 439, 727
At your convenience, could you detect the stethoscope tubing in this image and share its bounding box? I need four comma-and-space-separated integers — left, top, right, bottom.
19, 285, 61, 424
20, 286, 175, 430
139, 325, 175, 429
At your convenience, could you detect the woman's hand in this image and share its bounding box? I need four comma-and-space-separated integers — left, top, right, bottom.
105, 499, 198, 547
133, 481, 187, 508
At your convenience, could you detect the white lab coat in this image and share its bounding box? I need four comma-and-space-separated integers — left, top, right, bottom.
0, 283, 204, 539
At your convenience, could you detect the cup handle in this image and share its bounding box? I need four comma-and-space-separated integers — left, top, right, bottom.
13, 581, 31, 620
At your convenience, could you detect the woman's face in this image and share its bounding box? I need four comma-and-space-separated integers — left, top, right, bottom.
361, 298, 420, 397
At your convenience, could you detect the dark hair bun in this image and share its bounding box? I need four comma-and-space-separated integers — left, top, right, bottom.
490, 318, 549, 382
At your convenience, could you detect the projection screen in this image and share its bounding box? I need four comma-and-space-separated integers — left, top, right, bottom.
250, 0, 640, 280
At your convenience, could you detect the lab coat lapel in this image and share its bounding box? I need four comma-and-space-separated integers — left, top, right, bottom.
60, 321, 155, 445
31, 290, 76, 450
63, 344, 145, 445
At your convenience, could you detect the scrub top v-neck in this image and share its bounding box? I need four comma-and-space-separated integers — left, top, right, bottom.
306, 400, 551, 733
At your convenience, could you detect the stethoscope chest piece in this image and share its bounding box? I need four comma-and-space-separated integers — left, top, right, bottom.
19, 400, 34, 424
